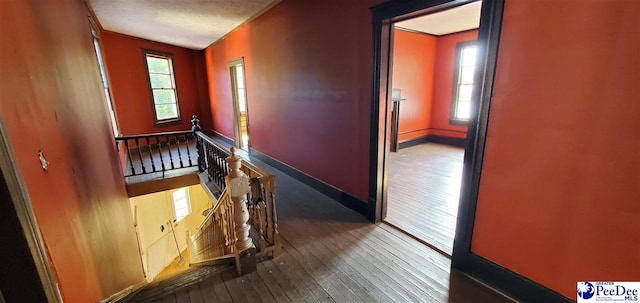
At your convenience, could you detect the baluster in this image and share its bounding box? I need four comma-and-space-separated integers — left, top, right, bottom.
166, 135, 175, 169
191, 115, 202, 170
264, 186, 273, 242
125, 140, 135, 176
176, 135, 185, 168
135, 138, 146, 174
146, 137, 156, 172
157, 137, 166, 172
208, 147, 215, 182
185, 135, 193, 166
270, 190, 278, 245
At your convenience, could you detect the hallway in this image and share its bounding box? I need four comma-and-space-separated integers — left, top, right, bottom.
126, 153, 512, 303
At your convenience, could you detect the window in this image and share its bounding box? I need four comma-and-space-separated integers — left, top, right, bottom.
144, 51, 180, 123
228, 58, 250, 150
450, 41, 477, 124
172, 188, 191, 221
89, 17, 119, 136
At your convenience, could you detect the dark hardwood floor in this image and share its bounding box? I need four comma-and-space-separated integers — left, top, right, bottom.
125, 146, 513, 303
385, 143, 465, 256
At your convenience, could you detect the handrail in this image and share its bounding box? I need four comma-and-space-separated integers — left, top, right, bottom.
115, 130, 193, 140
187, 188, 236, 264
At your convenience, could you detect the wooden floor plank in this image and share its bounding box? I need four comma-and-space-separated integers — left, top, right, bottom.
123, 138, 515, 303
210, 274, 233, 303
386, 143, 464, 256
173, 289, 190, 303
282, 221, 412, 303
221, 269, 250, 302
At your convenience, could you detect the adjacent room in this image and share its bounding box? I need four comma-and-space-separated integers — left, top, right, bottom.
384, 2, 481, 256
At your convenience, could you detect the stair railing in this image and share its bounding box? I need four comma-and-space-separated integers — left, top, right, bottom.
115, 131, 197, 177
186, 116, 279, 274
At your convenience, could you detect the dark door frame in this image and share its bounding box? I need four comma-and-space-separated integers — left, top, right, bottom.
368, 1, 571, 302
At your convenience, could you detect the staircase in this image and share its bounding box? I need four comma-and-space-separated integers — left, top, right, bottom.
117, 116, 279, 302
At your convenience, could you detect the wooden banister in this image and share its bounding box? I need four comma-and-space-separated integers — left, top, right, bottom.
115, 130, 197, 177
113, 116, 279, 274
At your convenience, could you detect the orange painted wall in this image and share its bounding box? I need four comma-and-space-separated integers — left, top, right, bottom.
392, 29, 477, 142
430, 30, 477, 139
392, 29, 437, 142
0, 0, 144, 302
101, 32, 211, 135
204, 0, 385, 200
471, 0, 640, 299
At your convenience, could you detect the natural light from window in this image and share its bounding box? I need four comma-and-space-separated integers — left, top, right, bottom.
172, 188, 191, 222
145, 53, 180, 122
452, 43, 477, 121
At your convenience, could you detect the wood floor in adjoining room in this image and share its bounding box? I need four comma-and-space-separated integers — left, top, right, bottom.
385, 143, 465, 256
127, 146, 513, 303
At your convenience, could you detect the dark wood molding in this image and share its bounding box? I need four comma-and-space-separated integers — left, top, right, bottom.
438, 28, 480, 38
398, 135, 431, 149
399, 127, 468, 135
395, 26, 479, 38
398, 135, 466, 149
206, 130, 235, 146
249, 148, 369, 217
393, 26, 439, 38
456, 252, 573, 303
430, 135, 466, 147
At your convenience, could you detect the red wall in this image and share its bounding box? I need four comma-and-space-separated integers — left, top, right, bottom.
472, 0, 640, 299
392, 29, 437, 141
204, 0, 385, 200
392, 29, 477, 141
430, 30, 477, 139
101, 32, 211, 135
0, 1, 144, 301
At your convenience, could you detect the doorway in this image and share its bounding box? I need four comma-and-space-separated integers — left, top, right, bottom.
229, 58, 250, 151
0, 120, 61, 302
369, 0, 502, 261
383, 3, 481, 256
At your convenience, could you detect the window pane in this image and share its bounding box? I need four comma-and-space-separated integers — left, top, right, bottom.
237, 88, 246, 112
152, 89, 176, 105
462, 46, 477, 66
146, 57, 170, 74
235, 65, 244, 89
150, 74, 172, 89
458, 84, 473, 102
172, 189, 191, 222
460, 67, 475, 84
456, 101, 471, 119
155, 104, 178, 120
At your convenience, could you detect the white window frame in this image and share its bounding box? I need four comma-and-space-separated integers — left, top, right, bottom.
143, 50, 181, 124
450, 41, 477, 124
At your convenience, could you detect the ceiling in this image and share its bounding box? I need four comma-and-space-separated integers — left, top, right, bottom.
395, 2, 481, 36
88, 0, 281, 50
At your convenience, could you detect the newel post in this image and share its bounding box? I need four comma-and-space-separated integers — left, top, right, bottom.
226, 147, 256, 275
191, 115, 205, 172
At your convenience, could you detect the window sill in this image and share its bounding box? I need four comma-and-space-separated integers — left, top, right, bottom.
449, 119, 469, 126
155, 118, 182, 127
